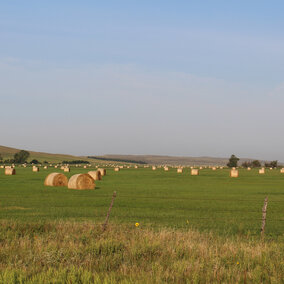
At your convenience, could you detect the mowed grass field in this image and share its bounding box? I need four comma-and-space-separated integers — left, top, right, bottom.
0, 166, 284, 238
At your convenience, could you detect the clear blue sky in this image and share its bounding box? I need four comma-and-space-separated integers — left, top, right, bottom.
1, 1, 284, 161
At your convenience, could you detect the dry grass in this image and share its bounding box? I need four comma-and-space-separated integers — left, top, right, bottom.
0, 221, 283, 283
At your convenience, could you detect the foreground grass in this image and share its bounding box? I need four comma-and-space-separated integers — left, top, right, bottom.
0, 222, 283, 283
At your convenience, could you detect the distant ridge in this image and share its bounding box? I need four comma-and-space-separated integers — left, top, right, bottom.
0, 145, 98, 164
0, 145, 274, 166
94, 154, 268, 166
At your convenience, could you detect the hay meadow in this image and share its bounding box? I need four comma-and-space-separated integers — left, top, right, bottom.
0, 166, 284, 283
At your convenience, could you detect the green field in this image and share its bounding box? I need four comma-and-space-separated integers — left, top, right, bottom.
1, 166, 284, 238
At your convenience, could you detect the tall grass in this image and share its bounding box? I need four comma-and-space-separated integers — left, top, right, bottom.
0, 221, 283, 283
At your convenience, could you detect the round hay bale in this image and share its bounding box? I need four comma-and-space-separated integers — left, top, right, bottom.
68, 174, 95, 190
5, 168, 16, 175
191, 169, 199, 176
164, 166, 169, 171
152, 166, 157, 170
88, 171, 102, 180
64, 167, 70, 172
114, 167, 120, 172
177, 168, 183, 173
44, 173, 68, 187
259, 168, 265, 174
33, 166, 39, 172
98, 168, 106, 176
280, 168, 284, 173
230, 169, 239, 177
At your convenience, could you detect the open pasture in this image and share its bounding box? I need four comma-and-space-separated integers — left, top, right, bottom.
0, 166, 284, 238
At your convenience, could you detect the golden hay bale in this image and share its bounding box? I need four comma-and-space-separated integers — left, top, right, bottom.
199, 167, 203, 170
177, 168, 183, 173
98, 168, 106, 176
164, 166, 169, 171
83, 165, 87, 169
68, 174, 95, 190
259, 168, 265, 174
88, 171, 102, 180
247, 167, 251, 171
152, 166, 157, 170
212, 167, 216, 171
32, 166, 39, 172
191, 169, 199, 176
280, 168, 284, 173
230, 169, 239, 177
44, 173, 68, 187
134, 165, 138, 169
60, 166, 65, 170
44, 166, 48, 169
5, 168, 16, 175
54, 166, 58, 168
64, 167, 70, 172
114, 167, 120, 172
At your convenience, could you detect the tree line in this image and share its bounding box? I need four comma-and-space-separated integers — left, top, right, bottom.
227, 154, 279, 168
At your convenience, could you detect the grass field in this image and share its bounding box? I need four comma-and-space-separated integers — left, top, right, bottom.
0, 166, 284, 238
1, 166, 284, 283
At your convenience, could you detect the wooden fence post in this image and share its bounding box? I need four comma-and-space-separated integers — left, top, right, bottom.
261, 196, 268, 237
102, 191, 117, 231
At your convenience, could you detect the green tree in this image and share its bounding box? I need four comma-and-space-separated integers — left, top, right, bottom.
227, 154, 239, 168
14, 150, 30, 164
242, 161, 252, 168
265, 160, 278, 168
30, 159, 40, 164
252, 160, 261, 168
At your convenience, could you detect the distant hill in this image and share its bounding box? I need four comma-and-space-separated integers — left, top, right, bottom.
0, 145, 275, 166
0, 145, 99, 164
94, 154, 269, 166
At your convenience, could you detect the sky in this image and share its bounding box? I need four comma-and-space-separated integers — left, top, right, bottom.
1, 1, 284, 161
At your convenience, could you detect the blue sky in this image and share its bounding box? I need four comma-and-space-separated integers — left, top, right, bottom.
1, 1, 284, 161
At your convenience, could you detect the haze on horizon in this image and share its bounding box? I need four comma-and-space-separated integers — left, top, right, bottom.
1, 1, 284, 161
